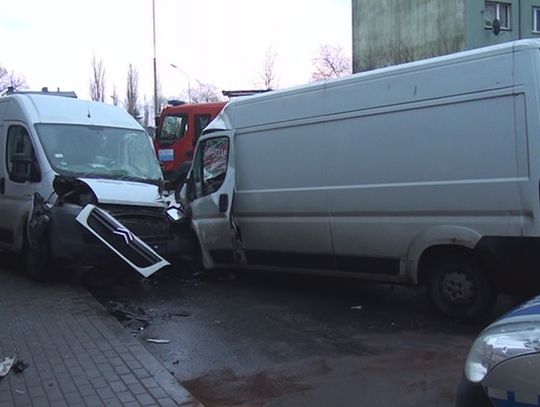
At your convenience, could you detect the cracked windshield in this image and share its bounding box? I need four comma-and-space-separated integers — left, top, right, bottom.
36, 124, 162, 183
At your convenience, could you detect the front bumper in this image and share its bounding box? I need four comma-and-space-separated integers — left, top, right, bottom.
455, 375, 492, 407
47, 204, 191, 270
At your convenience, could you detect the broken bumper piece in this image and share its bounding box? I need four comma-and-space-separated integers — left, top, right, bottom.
76, 204, 170, 278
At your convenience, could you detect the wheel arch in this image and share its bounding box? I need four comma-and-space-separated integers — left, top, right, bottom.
14, 211, 31, 253
406, 225, 483, 285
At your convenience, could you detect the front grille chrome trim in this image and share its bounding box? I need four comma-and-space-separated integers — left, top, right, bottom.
76, 204, 170, 278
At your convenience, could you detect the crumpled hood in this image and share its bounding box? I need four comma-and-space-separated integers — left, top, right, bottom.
80, 178, 165, 207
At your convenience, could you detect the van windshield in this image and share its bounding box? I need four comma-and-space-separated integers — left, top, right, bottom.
35, 124, 163, 184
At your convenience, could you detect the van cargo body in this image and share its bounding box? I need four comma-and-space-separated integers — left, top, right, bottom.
183, 40, 540, 320
0, 92, 186, 279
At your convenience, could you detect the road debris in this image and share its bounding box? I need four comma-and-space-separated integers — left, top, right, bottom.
106, 301, 150, 331
13, 359, 29, 373
15, 389, 26, 395
162, 310, 191, 320
350, 305, 363, 310
146, 338, 171, 344
0, 356, 16, 379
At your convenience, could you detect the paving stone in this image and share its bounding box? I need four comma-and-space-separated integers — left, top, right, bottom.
0, 269, 201, 407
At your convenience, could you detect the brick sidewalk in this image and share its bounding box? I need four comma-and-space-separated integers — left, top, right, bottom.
0, 267, 203, 407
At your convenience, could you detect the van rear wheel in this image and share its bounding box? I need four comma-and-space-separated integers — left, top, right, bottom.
427, 253, 496, 320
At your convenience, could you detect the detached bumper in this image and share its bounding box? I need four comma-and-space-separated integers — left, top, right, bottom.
47, 204, 190, 276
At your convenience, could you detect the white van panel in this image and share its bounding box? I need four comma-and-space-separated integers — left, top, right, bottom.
234, 122, 332, 258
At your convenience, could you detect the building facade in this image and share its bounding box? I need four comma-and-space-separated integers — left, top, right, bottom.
352, 0, 540, 72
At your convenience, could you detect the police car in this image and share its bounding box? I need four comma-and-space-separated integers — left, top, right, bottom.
456, 295, 540, 407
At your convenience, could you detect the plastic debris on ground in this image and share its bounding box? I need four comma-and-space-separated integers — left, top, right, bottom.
161, 310, 191, 320
106, 301, 151, 333
0, 356, 16, 379
12, 359, 29, 373
146, 338, 171, 344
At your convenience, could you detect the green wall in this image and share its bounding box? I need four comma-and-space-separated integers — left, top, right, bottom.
352, 0, 540, 73
352, 0, 465, 72
465, 0, 540, 50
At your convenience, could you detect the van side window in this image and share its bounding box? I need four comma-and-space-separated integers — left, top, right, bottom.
194, 114, 211, 143
191, 137, 229, 199
6, 126, 39, 183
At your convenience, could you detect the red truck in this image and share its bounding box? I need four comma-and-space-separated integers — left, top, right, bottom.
154, 101, 226, 188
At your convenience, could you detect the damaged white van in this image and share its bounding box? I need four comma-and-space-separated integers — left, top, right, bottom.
182, 39, 540, 320
0, 90, 186, 280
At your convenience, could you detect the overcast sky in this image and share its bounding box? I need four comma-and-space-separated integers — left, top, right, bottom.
1, 0, 351, 104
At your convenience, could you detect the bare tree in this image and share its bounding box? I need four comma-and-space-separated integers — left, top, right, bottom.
125, 64, 140, 119
387, 40, 416, 65
89, 54, 106, 102
188, 81, 222, 103
257, 47, 278, 90
111, 84, 119, 106
142, 96, 150, 127
311, 44, 352, 82
0, 64, 26, 94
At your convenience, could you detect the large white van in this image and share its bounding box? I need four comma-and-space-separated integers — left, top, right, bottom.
182, 39, 540, 320
0, 90, 185, 280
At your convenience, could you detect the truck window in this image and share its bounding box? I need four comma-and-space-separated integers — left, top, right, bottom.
191, 137, 229, 199
194, 114, 211, 144
159, 115, 187, 141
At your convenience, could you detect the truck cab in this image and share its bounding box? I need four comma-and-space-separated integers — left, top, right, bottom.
154, 101, 225, 190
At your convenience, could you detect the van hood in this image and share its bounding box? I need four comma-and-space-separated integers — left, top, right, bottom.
53, 176, 165, 207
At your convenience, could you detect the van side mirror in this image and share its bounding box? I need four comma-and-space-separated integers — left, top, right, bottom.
10, 154, 41, 183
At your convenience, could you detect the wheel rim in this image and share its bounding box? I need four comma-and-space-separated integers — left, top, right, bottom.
440, 270, 476, 305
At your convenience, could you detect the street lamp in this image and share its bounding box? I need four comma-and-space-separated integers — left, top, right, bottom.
170, 63, 192, 103
152, 0, 158, 118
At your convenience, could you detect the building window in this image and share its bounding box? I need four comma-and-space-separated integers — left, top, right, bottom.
484, 2, 511, 30
534, 7, 540, 33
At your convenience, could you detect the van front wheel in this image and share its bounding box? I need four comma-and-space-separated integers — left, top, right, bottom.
23, 233, 51, 281
427, 254, 496, 320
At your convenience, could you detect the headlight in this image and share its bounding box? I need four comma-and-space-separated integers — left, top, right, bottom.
465, 321, 540, 383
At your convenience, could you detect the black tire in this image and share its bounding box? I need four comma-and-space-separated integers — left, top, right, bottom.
427, 253, 496, 321
23, 232, 51, 281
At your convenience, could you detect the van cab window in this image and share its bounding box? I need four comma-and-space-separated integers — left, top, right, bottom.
6, 125, 39, 182
191, 137, 229, 199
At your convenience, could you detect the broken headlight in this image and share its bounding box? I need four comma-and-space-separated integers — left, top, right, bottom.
53, 176, 98, 206
465, 321, 540, 383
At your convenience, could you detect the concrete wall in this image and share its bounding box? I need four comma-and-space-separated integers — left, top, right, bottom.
352, 0, 540, 72
352, 0, 465, 72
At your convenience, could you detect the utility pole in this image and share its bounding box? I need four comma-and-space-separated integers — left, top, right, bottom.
152, 0, 159, 118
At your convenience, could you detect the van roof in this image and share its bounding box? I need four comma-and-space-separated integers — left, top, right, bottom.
208, 39, 540, 133
3, 94, 141, 129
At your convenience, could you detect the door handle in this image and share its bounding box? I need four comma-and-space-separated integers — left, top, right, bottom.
0, 177, 4, 194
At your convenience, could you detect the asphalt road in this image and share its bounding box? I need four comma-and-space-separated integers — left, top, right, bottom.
88, 266, 521, 407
